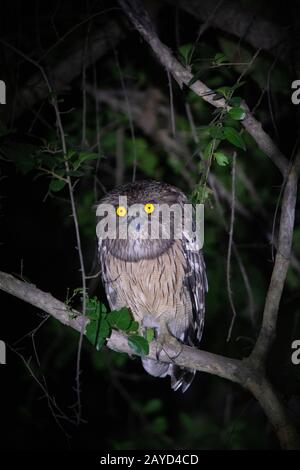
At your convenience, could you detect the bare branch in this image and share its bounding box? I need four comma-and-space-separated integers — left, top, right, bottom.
226, 152, 238, 341
250, 156, 300, 365
0, 272, 86, 333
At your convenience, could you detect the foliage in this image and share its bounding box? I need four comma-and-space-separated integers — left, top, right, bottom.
85, 296, 150, 356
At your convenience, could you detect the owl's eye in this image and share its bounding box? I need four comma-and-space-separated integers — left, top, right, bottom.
116, 206, 127, 217
144, 203, 155, 214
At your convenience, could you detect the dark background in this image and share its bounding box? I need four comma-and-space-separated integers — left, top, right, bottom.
0, 0, 299, 450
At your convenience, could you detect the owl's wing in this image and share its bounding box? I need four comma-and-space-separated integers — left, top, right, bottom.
98, 242, 119, 310
182, 213, 208, 348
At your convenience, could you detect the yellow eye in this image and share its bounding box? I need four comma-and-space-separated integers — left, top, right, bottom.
144, 203, 155, 214
116, 206, 127, 217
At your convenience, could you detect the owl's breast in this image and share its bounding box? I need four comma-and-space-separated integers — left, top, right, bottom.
104, 240, 189, 323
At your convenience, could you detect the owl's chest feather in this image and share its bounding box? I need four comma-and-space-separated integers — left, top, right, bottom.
105, 240, 188, 321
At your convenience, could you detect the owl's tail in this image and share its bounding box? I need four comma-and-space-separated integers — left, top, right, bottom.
141, 358, 195, 393
170, 364, 196, 393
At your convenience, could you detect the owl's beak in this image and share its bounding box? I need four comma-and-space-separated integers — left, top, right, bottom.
126, 214, 149, 237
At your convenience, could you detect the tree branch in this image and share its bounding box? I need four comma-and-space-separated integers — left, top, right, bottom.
0, 271, 241, 383
0, 272, 86, 333
250, 155, 300, 365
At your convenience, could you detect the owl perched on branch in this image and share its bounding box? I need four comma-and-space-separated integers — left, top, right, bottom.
97, 180, 207, 392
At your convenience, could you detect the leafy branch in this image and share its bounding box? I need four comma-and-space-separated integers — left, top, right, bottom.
84, 296, 150, 355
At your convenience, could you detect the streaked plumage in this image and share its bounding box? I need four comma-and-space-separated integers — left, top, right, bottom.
97, 180, 207, 392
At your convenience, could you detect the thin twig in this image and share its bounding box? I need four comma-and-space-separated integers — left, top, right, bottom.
167, 69, 176, 137
112, 45, 137, 182
226, 152, 238, 342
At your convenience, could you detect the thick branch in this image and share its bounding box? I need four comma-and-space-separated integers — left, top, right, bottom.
247, 376, 300, 450
0, 272, 86, 333
118, 0, 288, 177
0, 271, 243, 383
251, 157, 299, 365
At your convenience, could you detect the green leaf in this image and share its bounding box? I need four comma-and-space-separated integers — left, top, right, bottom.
214, 152, 229, 166
204, 139, 219, 159
216, 86, 232, 99
209, 125, 224, 139
73, 151, 98, 170
86, 297, 106, 320
128, 334, 149, 356
49, 178, 67, 192
127, 321, 139, 333
151, 416, 167, 434
178, 43, 193, 65
0, 142, 37, 174
144, 399, 162, 415
223, 126, 246, 150
124, 138, 159, 177
229, 96, 242, 107
213, 52, 227, 65
78, 151, 98, 163
145, 328, 155, 342
107, 307, 132, 331
67, 149, 77, 160
228, 107, 246, 121
98, 318, 110, 340
85, 300, 110, 350
190, 185, 213, 204
86, 318, 110, 351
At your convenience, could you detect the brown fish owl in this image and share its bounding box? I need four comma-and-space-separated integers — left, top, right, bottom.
97, 180, 207, 392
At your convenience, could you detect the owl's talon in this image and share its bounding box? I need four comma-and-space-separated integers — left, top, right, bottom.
155, 334, 182, 362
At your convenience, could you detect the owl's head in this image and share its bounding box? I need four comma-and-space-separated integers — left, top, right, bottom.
96, 180, 187, 262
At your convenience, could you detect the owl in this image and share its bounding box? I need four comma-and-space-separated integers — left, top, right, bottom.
96, 180, 207, 392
